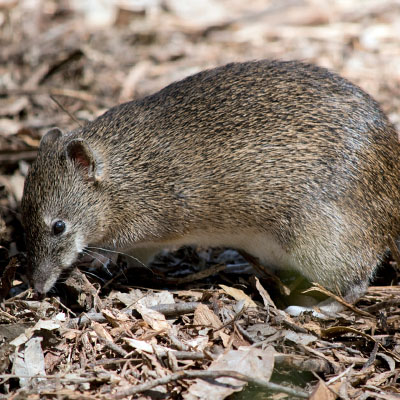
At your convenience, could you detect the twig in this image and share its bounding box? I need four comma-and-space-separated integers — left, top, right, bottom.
151, 301, 202, 317
279, 317, 310, 334
213, 307, 245, 333
88, 358, 139, 367
186, 0, 304, 36
240, 250, 291, 296
296, 343, 341, 373
51, 296, 77, 317
169, 332, 189, 351
111, 369, 309, 399
362, 341, 379, 370
50, 95, 82, 126
162, 263, 227, 284
0, 309, 18, 322
156, 350, 205, 360
234, 321, 255, 343
101, 339, 128, 357
67, 311, 105, 328
322, 326, 400, 362
66, 302, 204, 328
325, 363, 355, 385
311, 372, 341, 399
364, 298, 400, 313
4, 289, 32, 304
0, 374, 104, 382
304, 283, 375, 318
0, 88, 95, 102
274, 353, 331, 374
0, 150, 38, 164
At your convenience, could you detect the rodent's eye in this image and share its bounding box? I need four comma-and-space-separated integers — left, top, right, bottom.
52, 220, 66, 236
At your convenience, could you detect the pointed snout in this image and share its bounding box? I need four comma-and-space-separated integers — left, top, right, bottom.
30, 262, 61, 295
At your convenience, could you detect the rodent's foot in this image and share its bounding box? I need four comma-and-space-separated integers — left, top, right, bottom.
285, 298, 345, 319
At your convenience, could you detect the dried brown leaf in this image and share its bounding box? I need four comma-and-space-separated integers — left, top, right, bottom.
135, 303, 171, 331
92, 321, 114, 342
310, 381, 338, 400
184, 346, 275, 400
219, 284, 257, 308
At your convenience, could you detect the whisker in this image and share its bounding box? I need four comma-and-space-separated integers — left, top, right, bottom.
83, 248, 105, 258
82, 249, 113, 276
86, 246, 150, 270
83, 270, 105, 283
82, 249, 111, 267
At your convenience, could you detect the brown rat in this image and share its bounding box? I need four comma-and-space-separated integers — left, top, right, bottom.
21, 60, 400, 309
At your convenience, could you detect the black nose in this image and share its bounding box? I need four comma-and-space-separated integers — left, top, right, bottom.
32, 290, 46, 300
32, 280, 48, 296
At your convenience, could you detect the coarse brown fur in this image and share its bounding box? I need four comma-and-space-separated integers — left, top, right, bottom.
21, 60, 400, 300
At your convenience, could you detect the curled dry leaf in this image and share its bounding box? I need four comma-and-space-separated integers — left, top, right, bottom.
10, 318, 61, 347
184, 346, 276, 400
124, 337, 154, 353
137, 291, 175, 308
310, 381, 338, 400
12, 337, 46, 387
91, 321, 114, 342
254, 276, 276, 308
219, 284, 257, 308
283, 329, 318, 346
135, 303, 171, 331
102, 308, 132, 329
193, 303, 229, 344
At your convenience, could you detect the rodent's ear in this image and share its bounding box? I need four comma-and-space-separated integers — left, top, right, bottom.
65, 139, 104, 182
39, 128, 63, 150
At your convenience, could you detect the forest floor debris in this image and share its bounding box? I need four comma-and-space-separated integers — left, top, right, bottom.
1, 0, 400, 398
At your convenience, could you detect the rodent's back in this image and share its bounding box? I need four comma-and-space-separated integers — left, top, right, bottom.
82, 60, 400, 295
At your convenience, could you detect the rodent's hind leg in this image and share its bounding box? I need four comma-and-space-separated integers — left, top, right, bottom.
285, 298, 343, 319
285, 280, 368, 319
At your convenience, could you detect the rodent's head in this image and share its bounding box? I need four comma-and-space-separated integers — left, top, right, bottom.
21, 128, 108, 294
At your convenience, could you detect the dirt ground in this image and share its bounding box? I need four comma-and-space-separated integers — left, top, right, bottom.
1, 0, 400, 399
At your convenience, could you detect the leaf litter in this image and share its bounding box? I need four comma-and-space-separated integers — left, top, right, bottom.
1, 0, 400, 398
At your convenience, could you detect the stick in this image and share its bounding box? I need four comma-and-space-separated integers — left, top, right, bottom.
161, 263, 227, 284
304, 283, 375, 318
66, 302, 204, 328
111, 369, 309, 399
0, 88, 95, 102
50, 95, 82, 126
